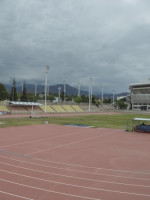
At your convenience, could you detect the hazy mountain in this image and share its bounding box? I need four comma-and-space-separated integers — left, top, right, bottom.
5, 83, 129, 98
5, 84, 88, 96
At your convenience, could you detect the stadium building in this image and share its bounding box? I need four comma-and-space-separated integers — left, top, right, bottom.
129, 82, 150, 110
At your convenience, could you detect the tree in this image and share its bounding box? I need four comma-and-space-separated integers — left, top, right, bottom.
74, 96, 82, 103
20, 82, 28, 102
91, 95, 96, 104
9, 78, 18, 101
116, 100, 128, 109
81, 95, 89, 103
0, 83, 8, 101
60, 91, 65, 101
47, 95, 55, 101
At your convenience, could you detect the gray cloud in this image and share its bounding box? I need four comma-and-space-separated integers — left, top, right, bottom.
0, 0, 150, 93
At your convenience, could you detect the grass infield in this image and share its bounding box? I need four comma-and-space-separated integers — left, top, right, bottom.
0, 113, 150, 130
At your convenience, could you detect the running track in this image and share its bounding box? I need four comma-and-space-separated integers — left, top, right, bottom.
0, 124, 150, 200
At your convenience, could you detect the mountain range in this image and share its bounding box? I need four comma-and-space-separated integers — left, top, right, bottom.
5, 83, 129, 98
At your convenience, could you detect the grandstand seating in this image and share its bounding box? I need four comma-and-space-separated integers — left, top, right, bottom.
40, 105, 55, 112
51, 105, 66, 112
71, 105, 84, 112
62, 105, 76, 112
0, 105, 10, 113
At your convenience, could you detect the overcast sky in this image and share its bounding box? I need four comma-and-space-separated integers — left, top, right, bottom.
0, 0, 150, 93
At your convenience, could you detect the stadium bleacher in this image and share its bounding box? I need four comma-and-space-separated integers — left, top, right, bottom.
40, 105, 55, 112
62, 105, 76, 112
71, 105, 84, 112
0, 105, 10, 113
51, 105, 66, 112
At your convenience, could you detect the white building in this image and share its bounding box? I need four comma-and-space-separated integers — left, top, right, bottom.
129, 82, 150, 110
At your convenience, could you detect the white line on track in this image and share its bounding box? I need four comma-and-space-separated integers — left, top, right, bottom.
1, 177, 150, 198
0, 129, 93, 148
2, 127, 146, 176
33, 156, 150, 175
26, 130, 119, 156
1, 168, 150, 196
1, 155, 150, 181
1, 148, 150, 176
0, 190, 35, 200
0, 178, 102, 200
1, 159, 150, 186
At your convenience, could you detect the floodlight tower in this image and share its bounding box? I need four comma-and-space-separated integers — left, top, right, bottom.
101, 84, 104, 107
78, 81, 80, 97
35, 84, 37, 97
45, 65, 50, 112
90, 77, 93, 100
89, 78, 92, 112
64, 79, 67, 102
58, 87, 61, 102
21, 83, 23, 92
112, 89, 115, 107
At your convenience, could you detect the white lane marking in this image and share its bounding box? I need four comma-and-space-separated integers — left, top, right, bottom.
1, 147, 150, 176
0, 160, 150, 187
1, 168, 150, 197
0, 129, 92, 148
0, 178, 102, 200
0, 190, 35, 200
0, 155, 150, 181
34, 157, 150, 175
26, 130, 119, 155
1, 177, 150, 198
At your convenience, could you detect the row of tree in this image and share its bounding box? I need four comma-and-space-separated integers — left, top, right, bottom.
0, 79, 128, 109
0, 79, 28, 102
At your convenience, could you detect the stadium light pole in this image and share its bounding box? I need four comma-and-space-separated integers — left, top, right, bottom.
112, 89, 115, 107
89, 78, 92, 112
35, 84, 37, 97
45, 65, 50, 112
21, 83, 23, 92
78, 81, 80, 97
58, 87, 61, 102
101, 85, 104, 107
64, 79, 67, 102
90, 77, 93, 100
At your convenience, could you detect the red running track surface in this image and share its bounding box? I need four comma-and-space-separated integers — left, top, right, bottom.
0, 124, 150, 200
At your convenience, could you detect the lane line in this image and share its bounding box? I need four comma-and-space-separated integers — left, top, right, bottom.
33, 157, 150, 176
26, 130, 119, 156
1, 178, 150, 197
0, 149, 31, 158
1, 148, 150, 176
0, 129, 93, 148
1, 160, 150, 186
0, 190, 35, 200
1, 155, 150, 181
1, 168, 150, 196
0, 178, 102, 200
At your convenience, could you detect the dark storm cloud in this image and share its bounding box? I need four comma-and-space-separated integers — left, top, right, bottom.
0, 0, 150, 93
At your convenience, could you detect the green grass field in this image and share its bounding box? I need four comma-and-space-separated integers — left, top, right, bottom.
1, 113, 150, 130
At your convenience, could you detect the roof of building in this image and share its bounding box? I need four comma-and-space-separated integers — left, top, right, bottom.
8, 101, 42, 106
129, 82, 150, 89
